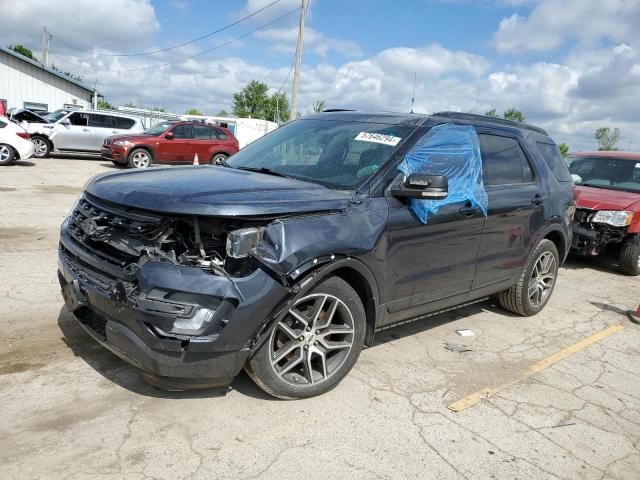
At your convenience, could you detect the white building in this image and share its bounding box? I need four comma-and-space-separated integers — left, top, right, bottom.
0, 46, 95, 113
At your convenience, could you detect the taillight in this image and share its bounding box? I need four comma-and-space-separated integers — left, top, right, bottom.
16, 131, 29, 139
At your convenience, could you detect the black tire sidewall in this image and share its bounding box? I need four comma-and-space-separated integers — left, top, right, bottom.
620, 235, 640, 276
521, 239, 560, 315
246, 276, 366, 399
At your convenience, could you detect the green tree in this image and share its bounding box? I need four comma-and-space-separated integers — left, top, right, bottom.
484, 108, 498, 117
503, 108, 526, 122
232, 81, 290, 122
9, 44, 36, 61
152, 107, 165, 112
216, 109, 229, 117
124, 102, 137, 108
558, 143, 570, 157
185, 108, 203, 115
595, 127, 620, 151
97, 100, 113, 110
312, 99, 326, 112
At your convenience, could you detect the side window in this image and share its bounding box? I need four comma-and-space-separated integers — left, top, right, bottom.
113, 117, 135, 129
172, 124, 193, 139
213, 128, 228, 140
194, 125, 212, 140
536, 142, 573, 182
68, 112, 89, 126
479, 134, 532, 185
0, 119, 6, 128
88, 114, 113, 128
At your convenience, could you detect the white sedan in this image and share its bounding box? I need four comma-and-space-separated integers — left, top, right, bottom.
0, 115, 35, 165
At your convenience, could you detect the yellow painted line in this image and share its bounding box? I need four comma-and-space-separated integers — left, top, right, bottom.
447, 323, 624, 413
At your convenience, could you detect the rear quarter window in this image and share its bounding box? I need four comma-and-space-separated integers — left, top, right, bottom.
536, 142, 572, 182
114, 117, 136, 129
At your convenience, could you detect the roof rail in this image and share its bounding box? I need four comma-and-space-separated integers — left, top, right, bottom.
322, 109, 356, 113
433, 111, 547, 135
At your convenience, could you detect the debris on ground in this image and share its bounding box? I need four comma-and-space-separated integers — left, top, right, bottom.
444, 343, 472, 353
456, 329, 475, 337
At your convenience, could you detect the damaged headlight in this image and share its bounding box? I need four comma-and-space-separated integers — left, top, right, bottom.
592, 210, 633, 227
226, 227, 264, 258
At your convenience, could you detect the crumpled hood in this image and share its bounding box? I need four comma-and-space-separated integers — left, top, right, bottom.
575, 185, 640, 211
85, 166, 354, 217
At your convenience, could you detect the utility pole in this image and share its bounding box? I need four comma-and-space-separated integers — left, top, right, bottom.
410, 72, 416, 113
42, 26, 51, 67
289, 0, 309, 120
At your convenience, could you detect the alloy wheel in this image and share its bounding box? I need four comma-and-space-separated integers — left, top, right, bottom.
528, 251, 556, 307
269, 293, 355, 386
32, 138, 47, 156
131, 151, 150, 168
0, 145, 10, 162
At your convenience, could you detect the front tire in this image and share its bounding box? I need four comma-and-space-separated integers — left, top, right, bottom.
31, 136, 51, 158
0, 144, 16, 165
620, 235, 640, 276
245, 276, 366, 399
128, 148, 152, 168
498, 239, 559, 316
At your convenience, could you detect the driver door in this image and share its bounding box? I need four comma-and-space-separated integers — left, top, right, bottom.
55, 112, 92, 150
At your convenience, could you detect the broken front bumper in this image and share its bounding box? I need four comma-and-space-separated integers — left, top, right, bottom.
58, 219, 290, 389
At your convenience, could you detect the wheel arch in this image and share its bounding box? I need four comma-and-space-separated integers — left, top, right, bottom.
31, 133, 53, 149
129, 145, 155, 160
542, 227, 567, 263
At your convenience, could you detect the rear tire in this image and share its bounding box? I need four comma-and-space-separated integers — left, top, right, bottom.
211, 153, 228, 165
620, 235, 640, 276
31, 136, 51, 158
245, 276, 366, 399
0, 144, 16, 165
128, 148, 152, 168
498, 239, 559, 316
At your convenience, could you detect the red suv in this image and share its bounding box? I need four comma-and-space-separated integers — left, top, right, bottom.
568, 152, 640, 275
102, 121, 239, 168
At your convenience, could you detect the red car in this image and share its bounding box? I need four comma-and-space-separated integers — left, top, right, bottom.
568, 151, 640, 275
102, 120, 239, 168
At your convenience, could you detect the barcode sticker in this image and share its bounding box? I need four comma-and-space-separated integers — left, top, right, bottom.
354, 132, 402, 146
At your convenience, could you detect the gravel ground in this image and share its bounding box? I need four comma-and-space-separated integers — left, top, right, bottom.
1, 156, 639, 480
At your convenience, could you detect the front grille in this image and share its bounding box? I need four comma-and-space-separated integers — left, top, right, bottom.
67, 195, 167, 270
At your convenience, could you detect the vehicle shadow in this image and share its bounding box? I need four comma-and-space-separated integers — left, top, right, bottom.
57, 299, 510, 400
49, 153, 102, 161
562, 254, 624, 276
4, 160, 35, 167
56, 306, 273, 400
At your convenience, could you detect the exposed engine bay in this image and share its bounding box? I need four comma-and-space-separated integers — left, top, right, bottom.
571, 208, 627, 255
66, 194, 267, 278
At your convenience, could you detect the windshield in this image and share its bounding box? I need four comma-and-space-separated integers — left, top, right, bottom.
227, 119, 414, 189
567, 156, 640, 193
145, 121, 174, 135
43, 109, 70, 123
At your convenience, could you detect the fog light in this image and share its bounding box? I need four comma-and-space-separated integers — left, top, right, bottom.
173, 307, 216, 332
226, 227, 265, 258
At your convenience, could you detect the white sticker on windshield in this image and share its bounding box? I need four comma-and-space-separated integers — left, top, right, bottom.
354, 132, 402, 147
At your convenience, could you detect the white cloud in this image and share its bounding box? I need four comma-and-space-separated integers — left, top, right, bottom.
0, 0, 159, 55
493, 0, 640, 53
255, 26, 362, 58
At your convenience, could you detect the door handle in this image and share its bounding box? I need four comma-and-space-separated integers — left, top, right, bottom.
82, 128, 90, 132
459, 206, 480, 216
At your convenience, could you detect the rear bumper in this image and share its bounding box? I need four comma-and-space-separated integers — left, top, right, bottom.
58, 218, 291, 389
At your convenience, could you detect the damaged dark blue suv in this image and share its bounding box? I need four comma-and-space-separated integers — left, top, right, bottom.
58, 111, 575, 399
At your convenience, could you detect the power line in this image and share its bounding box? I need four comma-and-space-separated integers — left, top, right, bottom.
49, 0, 283, 57
60, 7, 300, 74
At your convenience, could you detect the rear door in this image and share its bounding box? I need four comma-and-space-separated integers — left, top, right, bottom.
55, 112, 92, 150
163, 124, 194, 162
472, 130, 543, 292
87, 113, 117, 151
193, 124, 214, 162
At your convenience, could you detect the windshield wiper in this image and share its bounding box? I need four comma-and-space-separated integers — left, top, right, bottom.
235, 166, 289, 178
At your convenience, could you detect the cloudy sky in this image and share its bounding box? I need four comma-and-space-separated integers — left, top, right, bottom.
1, 0, 639, 150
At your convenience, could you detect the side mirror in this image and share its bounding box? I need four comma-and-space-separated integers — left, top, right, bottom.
60, 118, 71, 126
165, 132, 175, 140
390, 173, 448, 200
